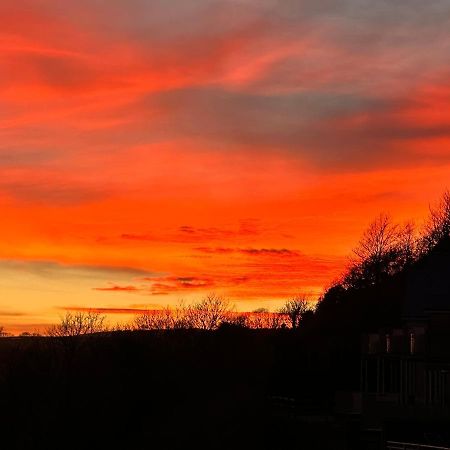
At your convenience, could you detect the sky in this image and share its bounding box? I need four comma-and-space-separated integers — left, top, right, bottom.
1, 0, 450, 333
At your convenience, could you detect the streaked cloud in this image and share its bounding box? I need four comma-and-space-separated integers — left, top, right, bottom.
0, 259, 152, 280
92, 285, 141, 292
0, 310, 27, 317
195, 247, 299, 256
1, 0, 450, 332
60, 306, 159, 314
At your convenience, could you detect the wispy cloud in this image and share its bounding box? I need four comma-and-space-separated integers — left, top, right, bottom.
120, 221, 262, 244
0, 259, 153, 280
0, 310, 27, 317
92, 285, 140, 292
2, 0, 450, 330
177, 223, 260, 240
194, 247, 299, 256
91, 250, 344, 299
148, 276, 216, 294
60, 306, 160, 314
120, 233, 154, 241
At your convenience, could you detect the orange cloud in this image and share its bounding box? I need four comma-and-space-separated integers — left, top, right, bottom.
93, 286, 141, 292
1, 0, 450, 333
194, 247, 299, 256
61, 306, 160, 315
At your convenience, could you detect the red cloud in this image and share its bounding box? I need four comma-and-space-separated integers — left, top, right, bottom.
177, 223, 260, 241
93, 285, 140, 292
194, 247, 299, 256
149, 276, 216, 295
194, 247, 235, 254
121, 233, 153, 241
61, 306, 161, 314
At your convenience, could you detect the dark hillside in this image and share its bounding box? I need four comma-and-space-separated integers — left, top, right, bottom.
0, 330, 274, 450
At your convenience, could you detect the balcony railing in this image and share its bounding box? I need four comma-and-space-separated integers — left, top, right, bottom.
386, 441, 450, 450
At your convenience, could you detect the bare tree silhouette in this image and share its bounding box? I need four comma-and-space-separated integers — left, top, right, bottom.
187, 294, 233, 330
396, 221, 417, 268
420, 190, 450, 253
343, 214, 411, 289
133, 302, 193, 330
249, 308, 268, 329
134, 308, 174, 330
132, 303, 290, 331
246, 308, 287, 329
47, 311, 107, 337
279, 296, 311, 329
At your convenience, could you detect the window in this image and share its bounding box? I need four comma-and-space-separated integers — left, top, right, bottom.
385, 334, 391, 353
410, 332, 415, 355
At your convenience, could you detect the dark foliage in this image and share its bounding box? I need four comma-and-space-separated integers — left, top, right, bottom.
314, 191, 450, 338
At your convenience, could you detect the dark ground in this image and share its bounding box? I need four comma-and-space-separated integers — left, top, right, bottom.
0, 327, 361, 450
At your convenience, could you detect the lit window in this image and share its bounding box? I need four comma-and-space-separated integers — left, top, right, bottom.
410, 332, 415, 354
386, 334, 391, 353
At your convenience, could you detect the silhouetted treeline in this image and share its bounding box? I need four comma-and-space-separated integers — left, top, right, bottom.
38, 294, 301, 339
314, 190, 450, 337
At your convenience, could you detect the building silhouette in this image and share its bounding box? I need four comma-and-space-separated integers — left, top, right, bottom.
361, 239, 450, 449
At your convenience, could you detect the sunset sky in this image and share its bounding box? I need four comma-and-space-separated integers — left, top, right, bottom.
1, 0, 450, 333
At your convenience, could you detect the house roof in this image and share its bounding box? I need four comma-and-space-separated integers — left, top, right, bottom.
404, 237, 450, 319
